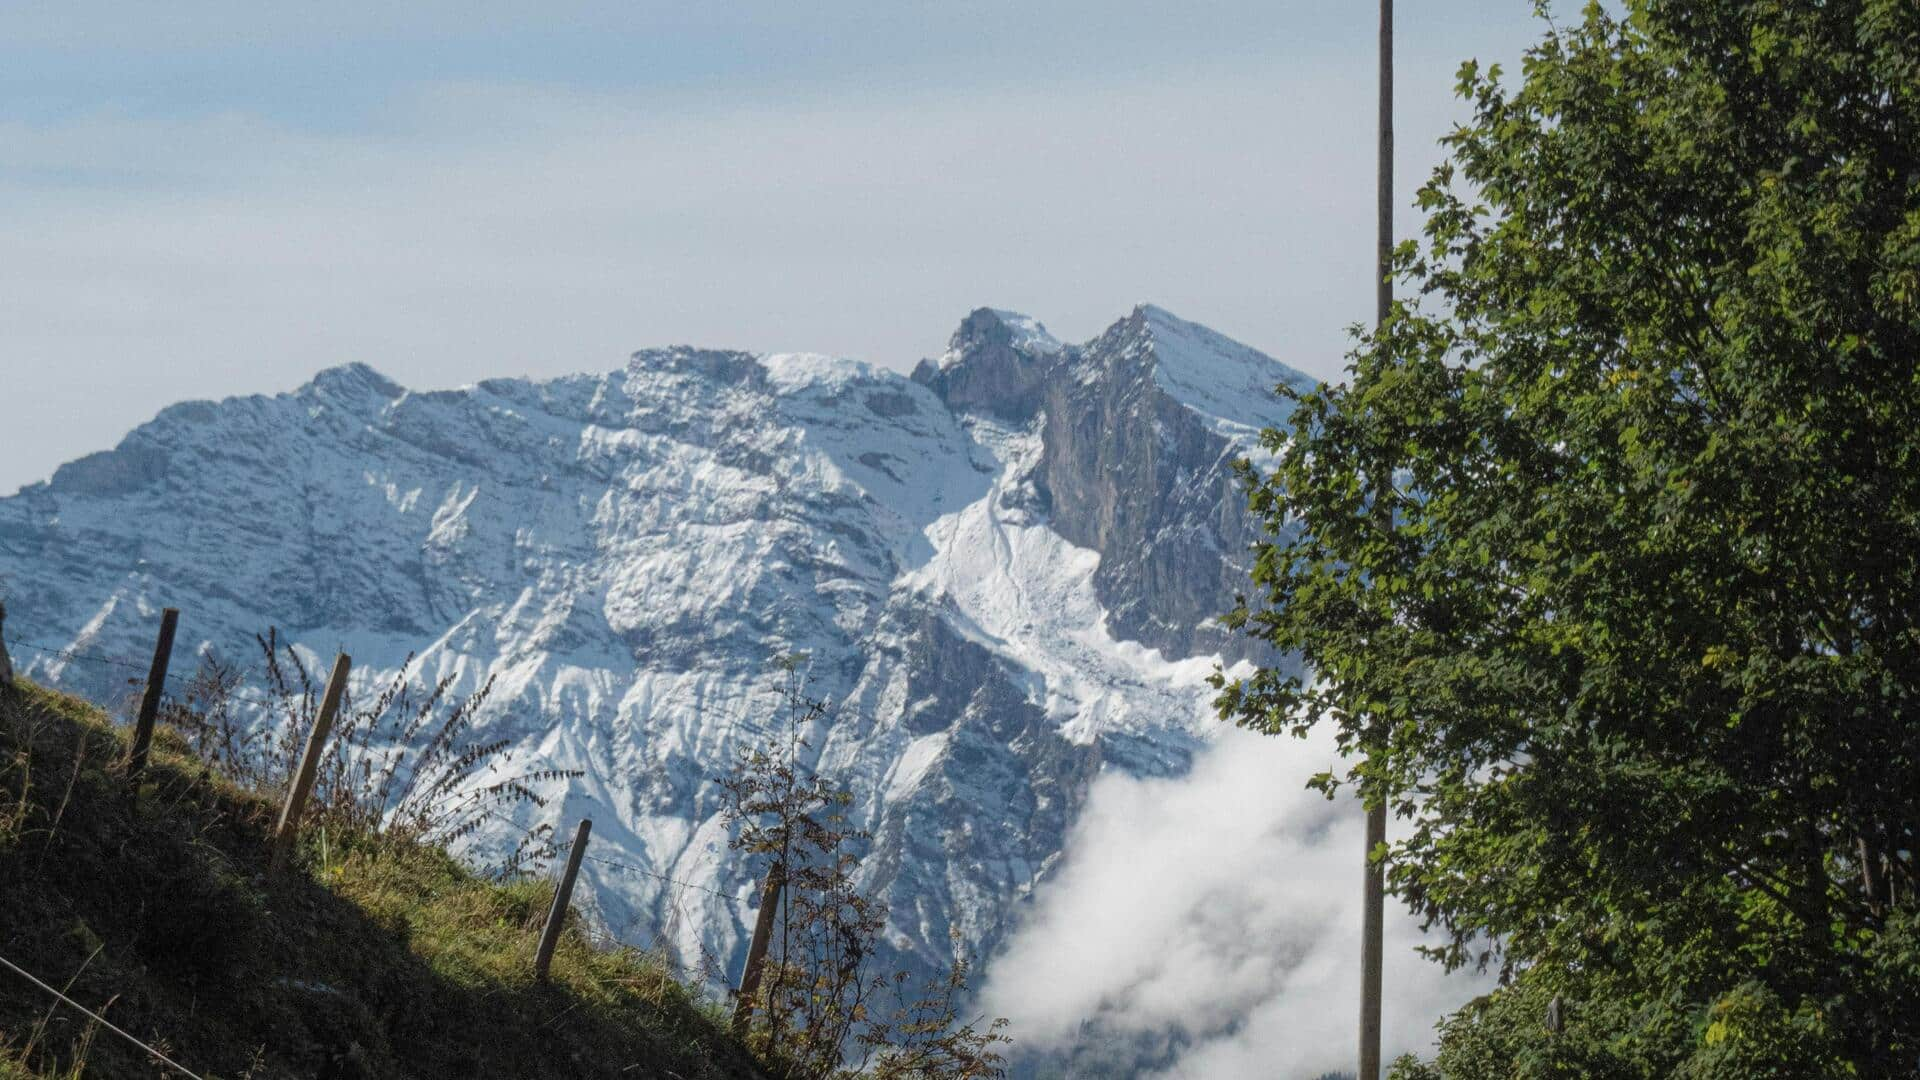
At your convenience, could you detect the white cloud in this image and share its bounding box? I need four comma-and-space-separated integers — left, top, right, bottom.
979, 726, 1491, 1079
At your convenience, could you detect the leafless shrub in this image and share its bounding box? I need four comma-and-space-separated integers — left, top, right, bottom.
167, 649, 279, 790
165, 629, 579, 861
856, 947, 1011, 1080
722, 660, 1008, 1080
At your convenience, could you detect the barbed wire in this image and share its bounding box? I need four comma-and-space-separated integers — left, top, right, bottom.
7, 624, 832, 741
470, 804, 552, 842
576, 851, 742, 903
6, 632, 839, 774
10, 624, 843, 812
0, 951, 207, 1080
569, 921, 721, 986
4, 636, 288, 709
8, 625, 831, 814
8, 636, 161, 679
4, 620, 852, 980
466, 764, 778, 914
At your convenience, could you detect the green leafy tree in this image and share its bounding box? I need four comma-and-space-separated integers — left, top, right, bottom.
1218, 1, 1920, 1073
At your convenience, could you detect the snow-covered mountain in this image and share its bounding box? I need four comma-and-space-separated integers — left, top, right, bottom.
0, 304, 1312, 1013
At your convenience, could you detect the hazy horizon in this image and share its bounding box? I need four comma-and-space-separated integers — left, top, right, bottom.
0, 2, 1559, 495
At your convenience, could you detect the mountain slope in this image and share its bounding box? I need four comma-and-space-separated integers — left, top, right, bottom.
0, 304, 1311, 1009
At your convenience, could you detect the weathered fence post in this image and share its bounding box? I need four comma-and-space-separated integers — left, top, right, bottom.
269, 653, 350, 872
126, 607, 180, 781
0, 599, 13, 689
732, 865, 785, 1034
534, 818, 593, 983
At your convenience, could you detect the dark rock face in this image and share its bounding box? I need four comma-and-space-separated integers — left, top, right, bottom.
1037, 311, 1265, 660
850, 599, 1118, 970
48, 440, 172, 496
911, 309, 1055, 422
922, 305, 1307, 663
862, 390, 920, 419
631, 346, 768, 389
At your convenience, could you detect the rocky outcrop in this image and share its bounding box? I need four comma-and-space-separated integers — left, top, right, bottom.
909, 308, 1062, 422
919, 304, 1313, 661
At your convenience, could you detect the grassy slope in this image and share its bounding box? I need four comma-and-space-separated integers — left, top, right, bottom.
0, 679, 766, 1080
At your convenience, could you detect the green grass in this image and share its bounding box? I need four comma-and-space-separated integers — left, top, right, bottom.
0, 679, 766, 1079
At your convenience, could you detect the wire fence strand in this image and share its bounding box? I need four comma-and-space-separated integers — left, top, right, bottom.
0, 951, 207, 1080
6, 636, 288, 709
577, 851, 741, 903
3, 622, 845, 985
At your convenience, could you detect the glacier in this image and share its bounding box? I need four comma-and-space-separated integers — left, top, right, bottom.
0, 302, 1315, 1057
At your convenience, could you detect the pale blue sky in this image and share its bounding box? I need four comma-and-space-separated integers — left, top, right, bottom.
2, 2, 1560, 494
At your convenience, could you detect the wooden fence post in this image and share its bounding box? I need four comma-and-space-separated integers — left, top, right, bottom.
0, 599, 13, 688
534, 818, 593, 983
732, 865, 785, 1034
126, 607, 180, 781
269, 653, 350, 872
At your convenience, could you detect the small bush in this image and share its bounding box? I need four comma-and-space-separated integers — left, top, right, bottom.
165, 630, 580, 871
723, 662, 1009, 1080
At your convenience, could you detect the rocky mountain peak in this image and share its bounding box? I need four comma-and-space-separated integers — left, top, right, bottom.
303, 361, 407, 405
911, 307, 1065, 421
945, 307, 1065, 361
626, 345, 768, 388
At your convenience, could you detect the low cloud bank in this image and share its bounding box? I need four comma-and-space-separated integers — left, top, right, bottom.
979, 727, 1491, 1079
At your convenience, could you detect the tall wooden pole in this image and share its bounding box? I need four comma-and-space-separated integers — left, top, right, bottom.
1360, 3, 1393, 1080
1361, 803, 1386, 1080
270, 652, 351, 872
126, 607, 181, 781
535, 818, 593, 983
